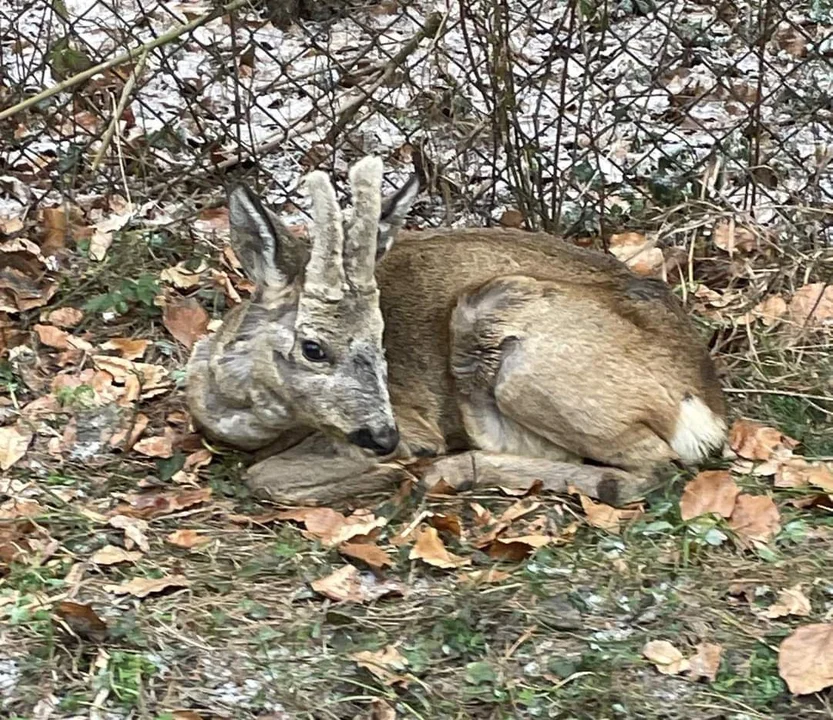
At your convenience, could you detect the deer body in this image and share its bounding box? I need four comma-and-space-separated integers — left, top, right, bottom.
376, 228, 725, 473
186, 158, 726, 502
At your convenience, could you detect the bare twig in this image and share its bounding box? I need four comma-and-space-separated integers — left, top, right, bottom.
0, 0, 248, 122
91, 49, 148, 172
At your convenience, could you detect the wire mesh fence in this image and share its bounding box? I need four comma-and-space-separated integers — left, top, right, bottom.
2, 0, 833, 249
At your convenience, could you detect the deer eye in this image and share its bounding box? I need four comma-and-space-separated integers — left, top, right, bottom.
301, 340, 328, 363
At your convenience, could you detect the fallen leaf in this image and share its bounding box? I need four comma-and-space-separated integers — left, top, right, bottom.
499, 209, 524, 228
277, 507, 386, 546
166, 529, 210, 548
688, 642, 723, 682
107, 515, 149, 552
310, 565, 404, 603
0, 423, 34, 470
762, 584, 812, 619
34, 324, 70, 349
103, 574, 189, 598
365, 698, 396, 720
580, 495, 625, 533
162, 297, 209, 351
427, 512, 462, 538
729, 494, 781, 543
775, 458, 833, 492
54, 601, 108, 642
789, 283, 833, 328
459, 568, 512, 585
487, 534, 551, 561
338, 541, 392, 569
109, 413, 149, 450
133, 435, 173, 458
118, 487, 212, 519
778, 623, 833, 695
100, 338, 150, 360
679, 470, 740, 521
643, 640, 690, 675
729, 418, 797, 461
160, 260, 207, 289
89, 229, 113, 261
499, 497, 542, 524
713, 219, 758, 255
753, 296, 787, 327
92, 355, 168, 390
46, 307, 84, 328
409, 527, 470, 568
609, 232, 665, 276
350, 645, 409, 686
41, 206, 69, 253
90, 545, 143, 565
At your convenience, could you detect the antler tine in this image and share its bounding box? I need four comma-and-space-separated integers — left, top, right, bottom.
344, 155, 383, 288
303, 170, 346, 301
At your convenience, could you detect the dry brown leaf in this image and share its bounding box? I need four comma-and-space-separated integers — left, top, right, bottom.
166, 529, 210, 548
108, 515, 150, 552
713, 219, 758, 255
338, 541, 392, 569
762, 584, 812, 619
277, 507, 386, 546
688, 642, 723, 682
160, 260, 207, 289
729, 418, 797, 461
487, 534, 551, 561
0, 498, 42, 519
643, 640, 690, 675
90, 545, 143, 565
729, 494, 781, 543
679, 470, 740, 521
427, 512, 463, 538
100, 338, 150, 360
753, 296, 787, 327
118, 487, 212, 519
34, 323, 70, 349
778, 623, 833, 695
55, 601, 108, 642
364, 698, 396, 720
0, 423, 33, 470
104, 574, 189, 598
133, 434, 173, 458
409, 527, 470, 568
350, 645, 409, 686
499, 497, 542, 524
580, 495, 625, 533
46, 307, 83, 328
609, 232, 665, 276
788, 283, 833, 328
162, 297, 210, 351
459, 568, 512, 585
775, 458, 833, 492
109, 413, 149, 450
183, 448, 213, 471
310, 565, 403, 603
92, 355, 168, 388
41, 206, 69, 253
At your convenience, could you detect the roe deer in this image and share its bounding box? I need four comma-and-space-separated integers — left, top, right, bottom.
186, 156, 726, 504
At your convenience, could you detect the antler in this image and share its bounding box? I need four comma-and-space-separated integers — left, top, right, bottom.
302, 170, 346, 301
344, 156, 383, 290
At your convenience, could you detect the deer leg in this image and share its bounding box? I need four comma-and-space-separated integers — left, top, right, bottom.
244, 432, 411, 505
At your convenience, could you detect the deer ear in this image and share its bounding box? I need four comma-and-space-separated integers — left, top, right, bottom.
376, 173, 419, 261
228, 185, 296, 288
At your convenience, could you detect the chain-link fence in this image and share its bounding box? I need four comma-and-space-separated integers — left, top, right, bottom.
2, 0, 833, 247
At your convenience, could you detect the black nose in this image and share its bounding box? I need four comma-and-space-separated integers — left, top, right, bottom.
347, 426, 400, 456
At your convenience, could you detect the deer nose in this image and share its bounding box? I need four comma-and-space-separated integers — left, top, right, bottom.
348, 426, 400, 456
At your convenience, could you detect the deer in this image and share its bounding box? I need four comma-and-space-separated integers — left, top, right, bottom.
186, 156, 727, 507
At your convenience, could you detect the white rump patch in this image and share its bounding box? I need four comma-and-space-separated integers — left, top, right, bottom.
670, 395, 727, 463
